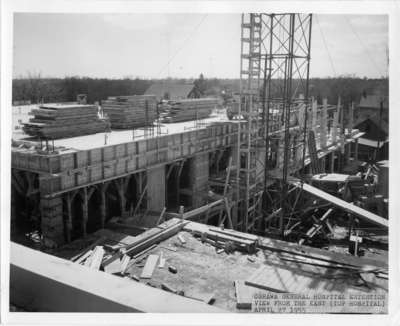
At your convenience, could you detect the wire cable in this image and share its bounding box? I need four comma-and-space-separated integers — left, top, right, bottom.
315, 15, 337, 77
344, 16, 385, 77
156, 14, 208, 77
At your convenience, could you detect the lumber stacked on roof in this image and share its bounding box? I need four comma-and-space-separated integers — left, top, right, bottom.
102, 95, 157, 129
161, 98, 217, 123
22, 104, 109, 139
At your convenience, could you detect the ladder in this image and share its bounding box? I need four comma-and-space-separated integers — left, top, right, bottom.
236, 13, 264, 232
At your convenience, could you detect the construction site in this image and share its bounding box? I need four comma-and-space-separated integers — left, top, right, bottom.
9, 13, 389, 313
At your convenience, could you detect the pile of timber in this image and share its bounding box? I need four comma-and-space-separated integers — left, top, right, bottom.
22, 104, 109, 139
185, 223, 258, 254
102, 95, 157, 129
161, 98, 217, 123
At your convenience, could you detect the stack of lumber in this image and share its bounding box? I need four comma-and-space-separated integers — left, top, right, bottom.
102, 95, 157, 129
185, 222, 258, 254
23, 104, 109, 139
161, 98, 217, 123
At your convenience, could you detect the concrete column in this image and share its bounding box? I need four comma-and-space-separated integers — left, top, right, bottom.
190, 152, 209, 207
147, 166, 166, 212
40, 195, 64, 248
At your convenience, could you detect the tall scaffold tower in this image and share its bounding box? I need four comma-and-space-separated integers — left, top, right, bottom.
235, 13, 313, 236
235, 14, 264, 233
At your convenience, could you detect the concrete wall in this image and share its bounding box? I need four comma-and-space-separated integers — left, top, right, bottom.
10, 243, 223, 313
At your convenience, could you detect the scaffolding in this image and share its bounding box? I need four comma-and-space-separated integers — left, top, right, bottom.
235, 14, 264, 233
235, 13, 313, 236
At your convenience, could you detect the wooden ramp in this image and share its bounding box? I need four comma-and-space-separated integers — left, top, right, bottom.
289, 180, 388, 228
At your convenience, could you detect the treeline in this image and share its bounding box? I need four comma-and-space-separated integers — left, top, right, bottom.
12, 74, 388, 107
12, 76, 152, 104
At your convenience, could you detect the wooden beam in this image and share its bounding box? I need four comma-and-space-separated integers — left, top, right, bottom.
133, 184, 148, 217
140, 254, 159, 279
168, 199, 224, 220
264, 208, 282, 223
156, 207, 167, 226
289, 180, 388, 228
102, 219, 186, 266
87, 186, 96, 201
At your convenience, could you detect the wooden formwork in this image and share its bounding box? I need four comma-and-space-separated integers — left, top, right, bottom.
11, 124, 237, 197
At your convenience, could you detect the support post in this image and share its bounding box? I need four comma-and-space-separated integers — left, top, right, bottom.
100, 183, 107, 228
65, 193, 72, 243
81, 188, 88, 237
354, 138, 359, 161
330, 151, 335, 173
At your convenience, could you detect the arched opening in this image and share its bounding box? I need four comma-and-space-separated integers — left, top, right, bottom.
87, 188, 102, 234
71, 195, 83, 240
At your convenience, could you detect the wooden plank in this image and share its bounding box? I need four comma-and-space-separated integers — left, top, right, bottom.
178, 234, 186, 244
168, 199, 224, 220
290, 180, 388, 228
102, 219, 185, 267
103, 258, 122, 274
70, 236, 107, 262
75, 250, 93, 265
120, 255, 131, 274
234, 280, 255, 309
209, 227, 258, 242
158, 252, 166, 268
140, 255, 159, 279
88, 246, 105, 270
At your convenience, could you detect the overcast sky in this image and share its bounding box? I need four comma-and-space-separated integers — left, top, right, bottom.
13, 13, 388, 79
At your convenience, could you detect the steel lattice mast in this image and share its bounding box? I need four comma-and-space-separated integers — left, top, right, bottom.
235, 13, 313, 235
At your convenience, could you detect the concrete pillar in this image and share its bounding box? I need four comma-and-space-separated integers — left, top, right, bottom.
190, 153, 209, 207
40, 196, 64, 248
146, 166, 166, 212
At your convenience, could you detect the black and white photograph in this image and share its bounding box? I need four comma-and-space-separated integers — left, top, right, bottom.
1, 0, 399, 323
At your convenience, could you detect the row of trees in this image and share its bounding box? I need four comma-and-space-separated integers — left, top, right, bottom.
12, 73, 388, 107
12, 74, 152, 104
